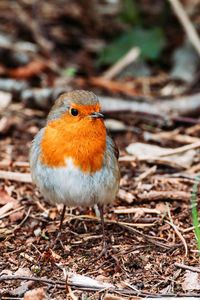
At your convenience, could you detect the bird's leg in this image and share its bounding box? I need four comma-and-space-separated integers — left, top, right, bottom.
52, 204, 66, 249
59, 204, 66, 232
97, 204, 107, 258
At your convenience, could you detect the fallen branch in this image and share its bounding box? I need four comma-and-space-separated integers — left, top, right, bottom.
2, 79, 200, 126
2, 275, 199, 297
137, 191, 191, 202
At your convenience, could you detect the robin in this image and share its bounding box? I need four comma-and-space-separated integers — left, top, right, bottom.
30, 90, 120, 256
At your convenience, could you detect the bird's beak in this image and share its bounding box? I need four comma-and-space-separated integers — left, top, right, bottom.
90, 112, 104, 119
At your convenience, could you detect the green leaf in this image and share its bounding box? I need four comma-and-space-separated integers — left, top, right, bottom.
42, 234, 49, 240
120, 0, 140, 25
63, 67, 76, 77
98, 26, 165, 65
34, 267, 40, 275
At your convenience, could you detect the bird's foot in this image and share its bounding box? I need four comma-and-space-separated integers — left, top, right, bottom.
90, 241, 108, 262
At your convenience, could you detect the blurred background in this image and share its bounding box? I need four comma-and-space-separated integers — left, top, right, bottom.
0, 0, 200, 106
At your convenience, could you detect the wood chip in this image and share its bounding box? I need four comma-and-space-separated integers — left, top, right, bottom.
117, 189, 135, 204
0, 170, 32, 183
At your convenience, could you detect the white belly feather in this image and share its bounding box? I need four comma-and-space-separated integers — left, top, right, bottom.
32, 157, 118, 207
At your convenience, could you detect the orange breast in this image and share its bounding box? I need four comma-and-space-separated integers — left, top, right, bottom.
40, 107, 106, 173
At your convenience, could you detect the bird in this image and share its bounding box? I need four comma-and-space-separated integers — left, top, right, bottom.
29, 90, 120, 256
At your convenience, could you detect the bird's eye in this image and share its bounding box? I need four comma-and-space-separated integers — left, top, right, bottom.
71, 108, 79, 116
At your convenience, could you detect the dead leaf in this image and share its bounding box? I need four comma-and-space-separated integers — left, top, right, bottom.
67, 272, 114, 289
9, 268, 34, 296
126, 142, 196, 168
0, 188, 21, 219
155, 203, 167, 214
11, 282, 29, 296
104, 294, 126, 300
49, 209, 57, 220
24, 287, 46, 300
49, 248, 62, 261
0, 188, 18, 206
182, 271, 200, 291
15, 267, 32, 277
9, 210, 24, 222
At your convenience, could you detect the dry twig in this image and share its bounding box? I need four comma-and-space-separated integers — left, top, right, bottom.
158, 141, 200, 158
166, 204, 188, 256
102, 47, 140, 79
175, 262, 200, 273
135, 165, 157, 182
137, 191, 191, 202
168, 0, 200, 57
114, 207, 161, 215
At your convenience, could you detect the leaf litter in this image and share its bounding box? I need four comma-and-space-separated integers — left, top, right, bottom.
1, 100, 200, 299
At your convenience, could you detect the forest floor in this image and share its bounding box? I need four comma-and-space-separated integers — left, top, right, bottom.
1, 0, 200, 299
1, 99, 200, 299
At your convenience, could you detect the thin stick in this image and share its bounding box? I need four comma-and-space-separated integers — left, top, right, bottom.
166, 203, 188, 256
0, 206, 25, 220
135, 165, 157, 182
119, 142, 200, 168
64, 214, 156, 228
175, 262, 200, 273
168, 0, 200, 57
1, 275, 200, 297
102, 47, 140, 79
183, 224, 200, 233
13, 207, 31, 231
0, 275, 65, 286
158, 141, 200, 158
